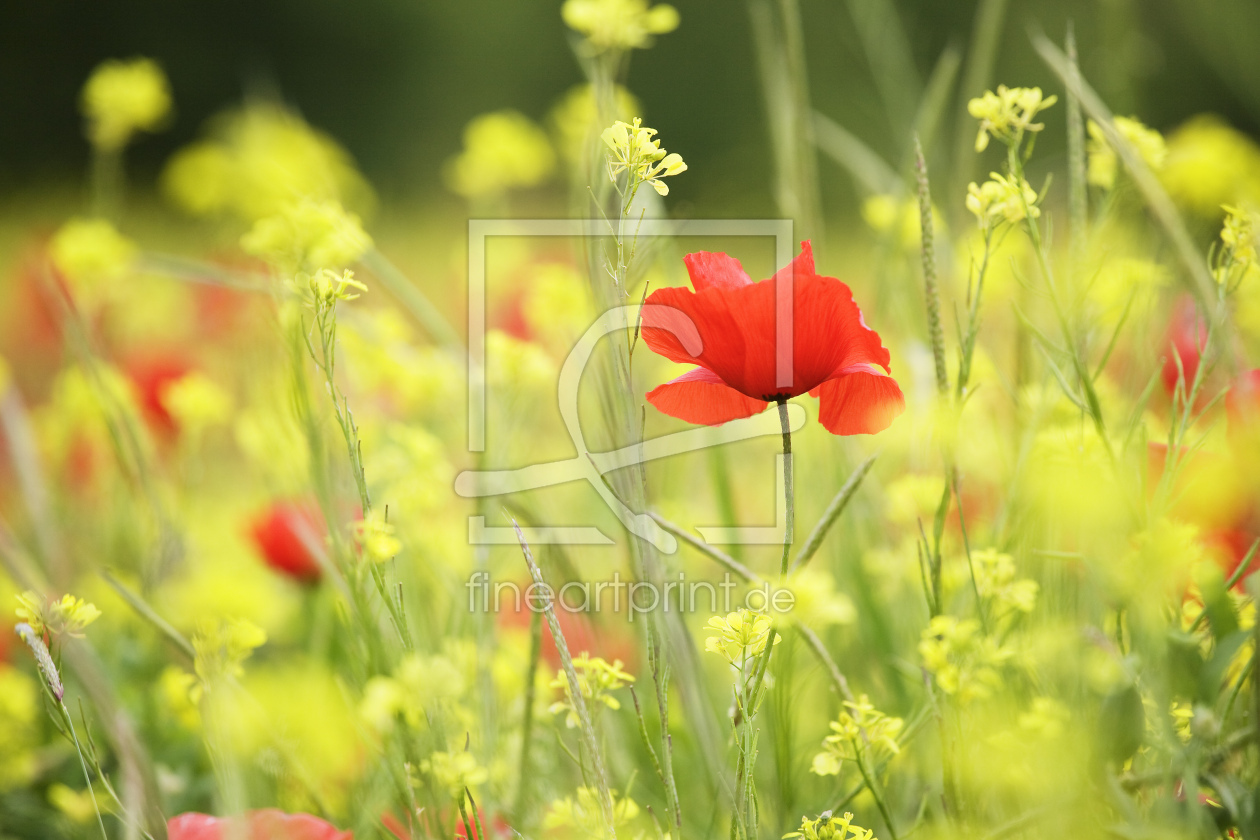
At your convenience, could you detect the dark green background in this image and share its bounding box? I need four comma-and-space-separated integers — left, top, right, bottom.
4, 0, 1258, 217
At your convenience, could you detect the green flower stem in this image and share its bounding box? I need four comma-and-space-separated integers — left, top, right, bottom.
778, 399, 794, 579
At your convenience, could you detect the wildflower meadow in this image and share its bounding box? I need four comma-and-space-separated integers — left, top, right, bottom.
2, 1, 1260, 839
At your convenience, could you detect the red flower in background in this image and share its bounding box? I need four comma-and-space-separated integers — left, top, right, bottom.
248, 501, 327, 583
125, 354, 192, 437
168, 810, 351, 840
1160, 295, 1208, 396
640, 241, 904, 435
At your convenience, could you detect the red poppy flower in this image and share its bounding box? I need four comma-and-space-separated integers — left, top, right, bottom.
125, 353, 192, 437
640, 241, 904, 435
248, 501, 327, 583
1160, 295, 1208, 396
168, 809, 352, 840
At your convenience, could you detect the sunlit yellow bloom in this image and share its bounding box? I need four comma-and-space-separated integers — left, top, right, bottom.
861, 193, 945, 250
784, 810, 877, 840
16, 591, 102, 638
81, 57, 171, 151
971, 548, 1039, 617
161, 103, 374, 223
241, 199, 372, 273
1086, 116, 1167, 190
966, 173, 1039, 226
444, 110, 555, 200
159, 666, 202, 729
48, 783, 98, 824
544, 787, 642, 835
549, 653, 634, 728
192, 618, 267, 686
602, 117, 686, 196
562, 0, 679, 51
918, 615, 1011, 703
968, 85, 1057, 152
353, 509, 401, 563
161, 371, 233, 438
705, 608, 778, 665
294, 268, 367, 309
0, 666, 39, 790
785, 566, 857, 627
811, 695, 903, 776
420, 750, 488, 797
1161, 114, 1260, 216
49, 218, 138, 299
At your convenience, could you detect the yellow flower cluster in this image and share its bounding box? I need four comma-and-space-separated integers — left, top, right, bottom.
784, 811, 877, 840
1219, 204, 1258, 290
562, 0, 679, 52
965, 173, 1040, 227
968, 85, 1057, 152
15, 592, 101, 638
419, 750, 488, 798
602, 117, 687, 196
918, 615, 1012, 703
810, 694, 903, 776
1161, 114, 1260, 216
49, 218, 138, 303
544, 786, 642, 837
971, 548, 1039, 619
80, 57, 171, 151
353, 509, 401, 564
549, 653, 635, 728
160, 371, 233, 438
241, 199, 373, 274
161, 103, 373, 223
444, 110, 556, 200
192, 618, 267, 686
360, 652, 466, 733
294, 268, 368, 310
1086, 116, 1167, 190
705, 608, 778, 665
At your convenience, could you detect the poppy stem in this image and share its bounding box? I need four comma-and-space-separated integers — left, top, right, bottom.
776, 399, 794, 579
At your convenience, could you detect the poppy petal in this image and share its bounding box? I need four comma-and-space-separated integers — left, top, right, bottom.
683, 251, 753, 292
646, 367, 769, 425
814, 364, 906, 435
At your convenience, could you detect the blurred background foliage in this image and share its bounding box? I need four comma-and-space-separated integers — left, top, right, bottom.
4, 0, 1260, 221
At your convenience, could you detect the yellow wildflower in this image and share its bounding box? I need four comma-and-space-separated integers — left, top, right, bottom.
544, 787, 642, 836
784, 811, 878, 840
160, 371, 233, 438
294, 268, 367, 309
968, 85, 1057, 152
705, 608, 779, 665
16, 591, 101, 638
444, 110, 555, 200
811, 694, 903, 776
1086, 116, 1167, 190
49, 218, 137, 299
549, 653, 634, 727
1161, 114, 1260, 216
420, 750, 488, 797
241, 199, 372, 273
192, 618, 267, 686
80, 57, 171, 150
971, 548, 1039, 618
602, 117, 686, 196
966, 172, 1040, 226
918, 615, 1011, 703
562, 0, 679, 52
353, 509, 401, 563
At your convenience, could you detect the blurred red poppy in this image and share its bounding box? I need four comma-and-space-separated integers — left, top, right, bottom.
1160, 295, 1208, 396
248, 501, 327, 582
640, 241, 904, 435
125, 354, 192, 437
168, 809, 352, 840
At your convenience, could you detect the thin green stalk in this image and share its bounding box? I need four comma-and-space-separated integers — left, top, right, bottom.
512, 521, 617, 840
793, 455, 877, 573
915, 137, 949, 397
1065, 22, 1088, 270
647, 513, 758, 583
65, 708, 110, 840
778, 400, 794, 578
514, 607, 543, 824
